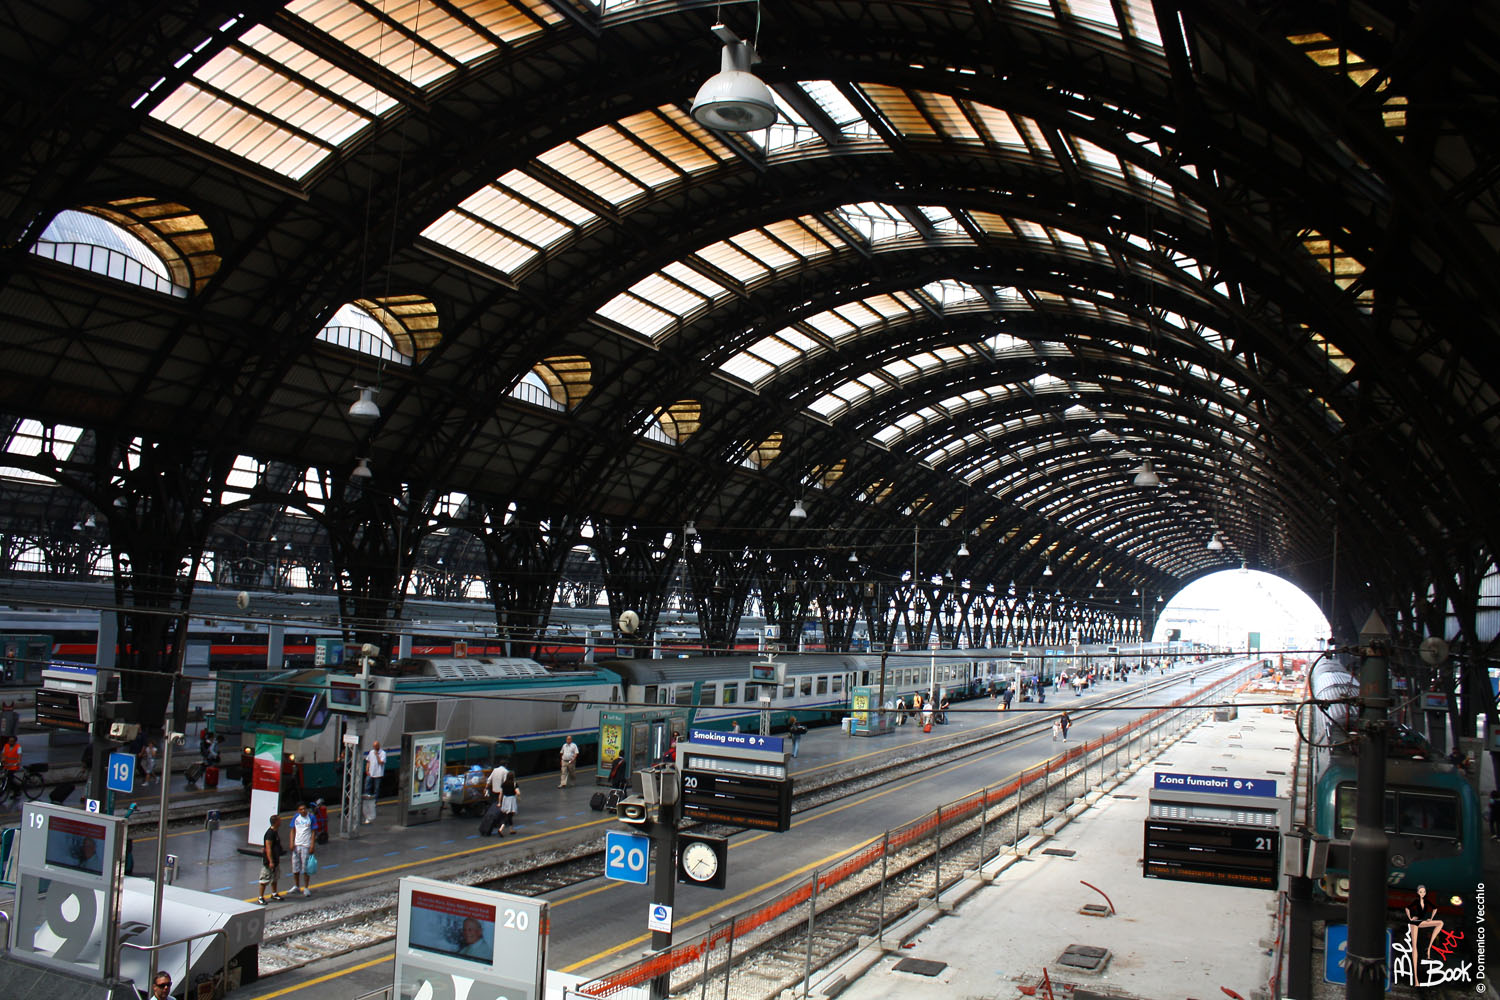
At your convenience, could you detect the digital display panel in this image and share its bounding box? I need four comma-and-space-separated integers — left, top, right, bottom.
407, 889, 496, 965
329, 680, 365, 709
45, 815, 107, 875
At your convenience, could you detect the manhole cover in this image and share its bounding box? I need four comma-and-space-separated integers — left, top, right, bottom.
1057, 944, 1110, 972
893, 957, 947, 977
1079, 903, 1111, 917
1043, 848, 1077, 857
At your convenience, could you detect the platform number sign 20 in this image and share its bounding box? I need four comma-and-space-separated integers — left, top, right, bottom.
605, 830, 650, 885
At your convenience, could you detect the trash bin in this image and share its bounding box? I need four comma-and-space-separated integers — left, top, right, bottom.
840, 717, 851, 735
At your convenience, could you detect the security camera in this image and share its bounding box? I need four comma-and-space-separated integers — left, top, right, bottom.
168, 731, 186, 747
108, 721, 140, 742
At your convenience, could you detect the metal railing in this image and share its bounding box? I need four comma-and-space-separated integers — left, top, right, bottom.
0, 907, 10, 954
574, 664, 1254, 999
118, 927, 230, 1000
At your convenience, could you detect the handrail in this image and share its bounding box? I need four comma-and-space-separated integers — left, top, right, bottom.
0, 907, 10, 954
119, 927, 230, 999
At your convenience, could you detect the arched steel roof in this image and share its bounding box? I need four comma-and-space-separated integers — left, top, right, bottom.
2, 0, 1497, 620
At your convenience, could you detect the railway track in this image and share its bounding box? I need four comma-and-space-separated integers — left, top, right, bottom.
251, 666, 1221, 980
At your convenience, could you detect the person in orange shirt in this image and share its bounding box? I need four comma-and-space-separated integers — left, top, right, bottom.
1, 735, 22, 802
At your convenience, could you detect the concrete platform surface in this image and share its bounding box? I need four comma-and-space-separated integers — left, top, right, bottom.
819, 694, 1296, 1000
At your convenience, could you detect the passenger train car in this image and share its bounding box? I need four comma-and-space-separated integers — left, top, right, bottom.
219, 657, 625, 795
1312, 752, 1483, 911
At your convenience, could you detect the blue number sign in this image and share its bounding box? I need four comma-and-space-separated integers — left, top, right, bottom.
107, 751, 135, 793
605, 830, 650, 885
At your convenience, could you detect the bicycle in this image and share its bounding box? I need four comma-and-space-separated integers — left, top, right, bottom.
2, 764, 45, 803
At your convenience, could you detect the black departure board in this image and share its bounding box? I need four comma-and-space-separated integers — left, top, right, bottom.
1143, 819, 1281, 890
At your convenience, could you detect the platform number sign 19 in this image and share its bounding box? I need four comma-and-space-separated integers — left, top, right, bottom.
605, 830, 650, 885
107, 751, 135, 794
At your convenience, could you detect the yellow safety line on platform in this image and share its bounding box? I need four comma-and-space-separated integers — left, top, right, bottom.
246, 954, 392, 999
237, 811, 614, 902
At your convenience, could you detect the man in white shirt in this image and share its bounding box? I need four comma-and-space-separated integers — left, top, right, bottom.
364, 734, 387, 821
488, 759, 510, 798
558, 736, 579, 788
291, 801, 316, 895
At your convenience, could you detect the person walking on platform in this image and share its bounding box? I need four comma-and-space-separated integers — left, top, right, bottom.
1003, 686, 1014, 711
364, 741, 386, 797
1059, 711, 1071, 741
894, 695, 906, 725
498, 769, 519, 836
0, 701, 17, 741
256, 815, 284, 904
558, 735, 579, 788
787, 716, 808, 757
488, 756, 512, 800
291, 801, 316, 896
1, 734, 21, 802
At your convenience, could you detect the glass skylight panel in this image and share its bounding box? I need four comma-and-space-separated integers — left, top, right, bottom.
4, 421, 84, 476
801, 80, 872, 134
537, 141, 645, 207
1058, 0, 1121, 36
837, 203, 917, 243
719, 352, 774, 384
969, 212, 1015, 238
721, 230, 802, 273
420, 212, 534, 274
595, 291, 676, 339
919, 205, 966, 235
150, 81, 333, 180
284, 0, 480, 90
147, 23, 395, 180
696, 239, 774, 286
861, 84, 937, 137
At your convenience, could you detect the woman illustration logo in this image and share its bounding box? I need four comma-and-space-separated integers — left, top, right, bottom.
1404, 884, 1443, 961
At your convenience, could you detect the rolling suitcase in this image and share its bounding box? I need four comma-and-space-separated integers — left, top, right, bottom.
185, 762, 205, 785
590, 792, 607, 811
478, 802, 504, 836
204, 764, 220, 788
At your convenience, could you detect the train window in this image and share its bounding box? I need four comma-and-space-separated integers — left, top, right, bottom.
1395, 791, 1460, 839
561, 694, 579, 714
643, 685, 657, 705
248, 688, 284, 722
800, 677, 813, 697
816, 676, 828, 696
282, 691, 314, 726
783, 683, 795, 699
723, 683, 738, 704
701, 684, 718, 707
831, 676, 843, 694
1334, 785, 1460, 840
675, 685, 693, 705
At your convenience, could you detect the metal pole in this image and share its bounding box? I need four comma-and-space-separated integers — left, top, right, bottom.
149, 725, 175, 988
649, 803, 680, 1000
1346, 641, 1390, 999
802, 873, 819, 1000
1287, 829, 1314, 1000
699, 922, 715, 1000
1042, 759, 1049, 821
877, 832, 889, 948
933, 805, 942, 900
722, 916, 736, 1000
977, 787, 989, 870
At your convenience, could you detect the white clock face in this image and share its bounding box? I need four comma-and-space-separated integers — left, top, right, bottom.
682, 841, 719, 881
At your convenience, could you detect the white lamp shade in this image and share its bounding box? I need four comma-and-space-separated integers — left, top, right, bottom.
351, 457, 373, 479
1042, 563, 1053, 577
1132, 460, 1160, 487
349, 386, 380, 422
789, 500, 807, 519
1206, 533, 1224, 551
691, 43, 778, 131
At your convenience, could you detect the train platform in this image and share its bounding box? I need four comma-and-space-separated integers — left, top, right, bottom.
811, 686, 1298, 1000
28, 673, 1099, 910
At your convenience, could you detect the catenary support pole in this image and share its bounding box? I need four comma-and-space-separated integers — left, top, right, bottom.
1346, 639, 1390, 999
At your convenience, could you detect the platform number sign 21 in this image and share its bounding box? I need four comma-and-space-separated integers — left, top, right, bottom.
605, 830, 650, 885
